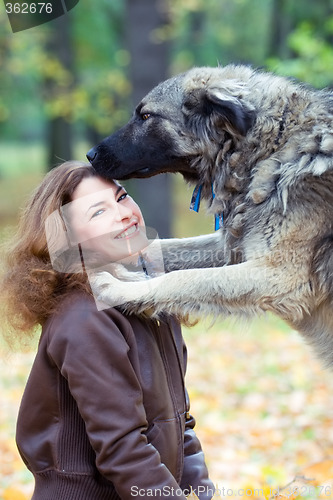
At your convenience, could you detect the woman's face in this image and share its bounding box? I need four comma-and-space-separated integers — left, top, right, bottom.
65, 176, 148, 265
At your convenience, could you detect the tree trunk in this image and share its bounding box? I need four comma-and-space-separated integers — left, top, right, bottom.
45, 13, 74, 170
48, 116, 72, 168
268, 0, 294, 59
125, 0, 172, 238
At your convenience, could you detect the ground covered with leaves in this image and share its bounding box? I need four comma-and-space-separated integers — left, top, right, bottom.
2, 315, 333, 499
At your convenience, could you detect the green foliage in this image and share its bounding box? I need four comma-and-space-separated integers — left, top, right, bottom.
169, 0, 272, 73
67, 0, 131, 133
267, 18, 333, 88
0, 0, 131, 139
0, 0, 285, 143
2, 0, 333, 143
0, 14, 48, 138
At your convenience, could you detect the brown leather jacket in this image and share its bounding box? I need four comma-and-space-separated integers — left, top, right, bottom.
16, 292, 214, 500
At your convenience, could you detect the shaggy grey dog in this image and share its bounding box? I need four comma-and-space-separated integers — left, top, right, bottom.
87, 65, 333, 366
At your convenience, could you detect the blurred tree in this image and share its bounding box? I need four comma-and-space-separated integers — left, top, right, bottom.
2, 0, 333, 180
268, 0, 295, 59
169, 0, 272, 71
45, 14, 74, 169
124, 0, 172, 238
72, 0, 130, 137
44, 1, 130, 168
0, 17, 48, 140
267, 0, 333, 88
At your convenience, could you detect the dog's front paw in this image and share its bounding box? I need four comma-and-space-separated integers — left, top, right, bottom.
111, 263, 148, 282
89, 271, 129, 307
88, 271, 155, 310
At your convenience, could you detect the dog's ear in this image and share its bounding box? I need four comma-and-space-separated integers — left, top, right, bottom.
206, 89, 256, 136
184, 88, 256, 138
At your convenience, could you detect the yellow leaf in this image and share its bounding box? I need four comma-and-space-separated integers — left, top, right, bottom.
301, 460, 333, 485
3, 487, 28, 500
186, 490, 199, 499
240, 484, 266, 499
272, 467, 333, 500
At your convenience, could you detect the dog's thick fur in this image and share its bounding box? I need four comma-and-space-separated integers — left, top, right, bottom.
87, 65, 333, 366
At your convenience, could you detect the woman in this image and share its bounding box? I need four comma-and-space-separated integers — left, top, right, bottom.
1, 161, 214, 500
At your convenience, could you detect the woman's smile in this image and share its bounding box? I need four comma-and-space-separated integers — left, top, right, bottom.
115, 223, 139, 240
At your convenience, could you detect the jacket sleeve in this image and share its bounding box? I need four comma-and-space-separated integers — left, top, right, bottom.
47, 300, 187, 500
180, 405, 215, 500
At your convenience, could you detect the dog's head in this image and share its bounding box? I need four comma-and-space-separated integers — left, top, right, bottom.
87, 65, 257, 184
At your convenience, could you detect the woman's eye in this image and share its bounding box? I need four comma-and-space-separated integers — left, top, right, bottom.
141, 113, 151, 121
91, 209, 105, 219
118, 192, 128, 202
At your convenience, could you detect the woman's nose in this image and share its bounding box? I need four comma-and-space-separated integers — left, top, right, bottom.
115, 203, 133, 222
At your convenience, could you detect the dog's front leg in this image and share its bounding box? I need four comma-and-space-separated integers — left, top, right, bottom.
153, 231, 227, 272
91, 259, 285, 319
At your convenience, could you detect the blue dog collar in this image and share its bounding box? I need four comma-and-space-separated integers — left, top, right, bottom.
190, 183, 223, 230
190, 184, 202, 212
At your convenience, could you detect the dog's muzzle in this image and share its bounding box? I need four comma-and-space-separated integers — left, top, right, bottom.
86, 146, 98, 165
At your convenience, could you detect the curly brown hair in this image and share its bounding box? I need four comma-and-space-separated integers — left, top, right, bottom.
0, 161, 98, 347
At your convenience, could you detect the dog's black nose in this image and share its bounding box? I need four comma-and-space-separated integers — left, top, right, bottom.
86, 146, 97, 165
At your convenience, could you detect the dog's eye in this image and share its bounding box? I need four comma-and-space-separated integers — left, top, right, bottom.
141, 113, 151, 121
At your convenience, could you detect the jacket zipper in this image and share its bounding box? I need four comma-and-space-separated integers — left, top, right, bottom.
152, 319, 186, 482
